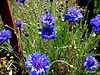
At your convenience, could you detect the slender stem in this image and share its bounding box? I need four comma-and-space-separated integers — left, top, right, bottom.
49, 60, 77, 72
50, 1, 53, 14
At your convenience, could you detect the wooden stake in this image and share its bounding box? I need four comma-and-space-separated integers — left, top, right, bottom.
0, 0, 25, 74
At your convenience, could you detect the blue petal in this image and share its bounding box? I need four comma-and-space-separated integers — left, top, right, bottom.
94, 27, 99, 32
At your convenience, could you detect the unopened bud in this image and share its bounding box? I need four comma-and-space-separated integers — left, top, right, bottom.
38, 32, 42, 35
94, 48, 97, 50
79, 27, 82, 30
25, 32, 29, 37
74, 47, 77, 50
77, 49, 80, 52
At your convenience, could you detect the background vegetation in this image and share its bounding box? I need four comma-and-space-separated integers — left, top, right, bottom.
0, 0, 100, 75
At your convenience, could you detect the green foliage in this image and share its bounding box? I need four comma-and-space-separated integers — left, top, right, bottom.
94, 0, 100, 15
0, 0, 100, 75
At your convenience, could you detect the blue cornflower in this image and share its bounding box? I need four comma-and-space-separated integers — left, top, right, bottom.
90, 18, 100, 27
16, 0, 25, 3
15, 21, 25, 28
41, 13, 56, 26
0, 30, 11, 42
25, 52, 50, 75
21, 23, 25, 28
90, 14, 100, 32
65, 8, 83, 22
41, 27, 57, 39
96, 14, 100, 20
83, 55, 99, 70
19, 0, 26, 3
94, 27, 100, 32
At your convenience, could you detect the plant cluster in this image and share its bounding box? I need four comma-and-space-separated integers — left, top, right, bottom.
0, 0, 100, 75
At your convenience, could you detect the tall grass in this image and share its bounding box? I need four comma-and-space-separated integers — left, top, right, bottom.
0, 0, 100, 75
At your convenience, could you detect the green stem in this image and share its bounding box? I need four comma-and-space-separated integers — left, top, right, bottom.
49, 60, 77, 72
51, 1, 53, 14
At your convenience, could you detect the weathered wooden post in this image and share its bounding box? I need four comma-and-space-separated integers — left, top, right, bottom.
0, 0, 24, 74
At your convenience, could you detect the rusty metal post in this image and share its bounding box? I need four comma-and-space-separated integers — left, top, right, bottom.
0, 0, 19, 52
0, 0, 24, 74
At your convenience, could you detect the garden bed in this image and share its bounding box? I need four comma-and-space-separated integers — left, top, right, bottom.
0, 0, 100, 75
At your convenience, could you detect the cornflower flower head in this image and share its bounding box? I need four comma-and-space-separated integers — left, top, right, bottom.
65, 8, 83, 22
16, 0, 25, 3
90, 14, 100, 32
41, 27, 57, 39
96, 14, 100, 20
94, 27, 100, 32
19, 0, 26, 3
83, 55, 99, 70
90, 18, 100, 27
0, 30, 11, 42
25, 52, 50, 75
15, 21, 25, 28
41, 13, 56, 26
